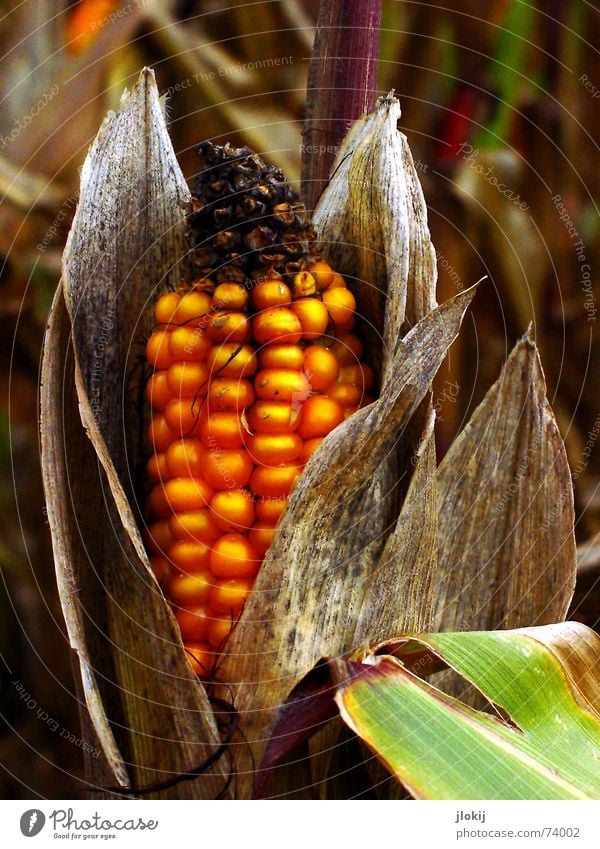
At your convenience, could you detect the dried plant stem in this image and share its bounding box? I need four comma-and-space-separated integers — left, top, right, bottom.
301, 0, 382, 210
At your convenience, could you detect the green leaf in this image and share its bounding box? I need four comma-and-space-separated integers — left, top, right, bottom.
336, 623, 600, 799
475, 0, 536, 150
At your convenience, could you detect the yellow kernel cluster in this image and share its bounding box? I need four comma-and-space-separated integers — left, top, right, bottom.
144, 261, 375, 678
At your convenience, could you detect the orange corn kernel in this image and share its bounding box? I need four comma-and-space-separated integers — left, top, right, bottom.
146, 330, 173, 370
207, 378, 254, 411
334, 316, 356, 335
184, 641, 214, 677
175, 606, 211, 641
168, 509, 221, 544
167, 361, 210, 398
154, 291, 181, 324
253, 308, 302, 345
173, 291, 212, 325
309, 260, 335, 290
292, 271, 317, 298
246, 401, 300, 434
210, 533, 261, 578
323, 287, 357, 325
166, 570, 213, 608
246, 432, 303, 465
169, 326, 211, 362
203, 448, 253, 490
198, 410, 244, 449
254, 368, 310, 403
206, 616, 235, 648
299, 437, 324, 463
251, 280, 292, 311
168, 540, 212, 573
339, 364, 376, 392
290, 298, 329, 340
330, 334, 363, 366
329, 272, 347, 288
250, 463, 302, 498
249, 522, 277, 555
145, 519, 173, 555
326, 383, 363, 407
164, 477, 214, 512
298, 395, 344, 439
213, 282, 249, 311
255, 496, 287, 523
303, 346, 339, 391
258, 343, 304, 371
208, 343, 257, 379
207, 311, 250, 344
146, 485, 172, 520
210, 578, 253, 614
165, 439, 204, 478
210, 489, 256, 532
164, 397, 203, 437
145, 370, 172, 411
149, 555, 170, 584
146, 452, 168, 483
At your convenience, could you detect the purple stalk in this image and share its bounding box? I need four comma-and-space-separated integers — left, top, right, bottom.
301, 0, 383, 211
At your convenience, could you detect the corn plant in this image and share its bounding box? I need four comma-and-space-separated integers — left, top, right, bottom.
39, 66, 599, 800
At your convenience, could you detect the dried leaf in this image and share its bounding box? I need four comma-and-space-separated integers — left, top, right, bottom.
517, 621, 600, 718
311, 107, 441, 778
313, 94, 437, 379
41, 69, 227, 798
63, 67, 189, 506
434, 332, 577, 633
218, 286, 476, 789
355, 410, 438, 644
41, 288, 129, 789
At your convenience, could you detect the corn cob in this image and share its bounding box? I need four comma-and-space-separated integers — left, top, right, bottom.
143, 145, 375, 678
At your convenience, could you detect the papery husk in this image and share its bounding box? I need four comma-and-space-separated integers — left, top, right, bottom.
216, 94, 461, 798
41, 69, 227, 798
218, 286, 476, 795
432, 331, 576, 706
313, 94, 438, 380
41, 69, 578, 801
435, 331, 576, 633
292, 92, 441, 797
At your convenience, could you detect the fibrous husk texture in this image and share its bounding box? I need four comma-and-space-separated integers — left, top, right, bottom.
41, 72, 576, 799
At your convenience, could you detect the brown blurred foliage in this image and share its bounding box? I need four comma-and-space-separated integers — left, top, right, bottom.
0, 0, 597, 797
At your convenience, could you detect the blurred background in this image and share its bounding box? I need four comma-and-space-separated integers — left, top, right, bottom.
0, 0, 598, 797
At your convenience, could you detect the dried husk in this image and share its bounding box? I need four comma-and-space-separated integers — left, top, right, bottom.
41, 70, 578, 801
219, 94, 444, 796
313, 94, 437, 379
431, 332, 576, 706
434, 332, 576, 633
41, 69, 227, 798
218, 286, 476, 793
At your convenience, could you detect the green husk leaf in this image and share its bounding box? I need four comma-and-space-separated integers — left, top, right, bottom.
337, 623, 600, 799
